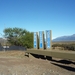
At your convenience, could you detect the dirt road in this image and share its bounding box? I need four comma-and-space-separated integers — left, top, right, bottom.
0, 51, 75, 75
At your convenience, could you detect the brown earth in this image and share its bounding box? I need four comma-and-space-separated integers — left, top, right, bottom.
0, 51, 75, 75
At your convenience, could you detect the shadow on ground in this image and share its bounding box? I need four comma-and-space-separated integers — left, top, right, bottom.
30, 53, 75, 64
30, 53, 75, 72
30, 54, 46, 59
50, 59, 75, 65
51, 62, 75, 72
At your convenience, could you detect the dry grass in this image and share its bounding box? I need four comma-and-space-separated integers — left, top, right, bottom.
52, 41, 75, 45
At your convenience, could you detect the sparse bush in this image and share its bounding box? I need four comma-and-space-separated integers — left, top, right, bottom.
52, 44, 75, 51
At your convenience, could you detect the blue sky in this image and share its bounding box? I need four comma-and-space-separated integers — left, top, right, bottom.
0, 0, 75, 39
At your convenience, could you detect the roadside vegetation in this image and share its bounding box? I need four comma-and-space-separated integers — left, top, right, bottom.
52, 43, 75, 51
3, 27, 33, 48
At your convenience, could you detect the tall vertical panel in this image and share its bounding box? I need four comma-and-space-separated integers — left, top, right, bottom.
39, 31, 44, 49
46, 30, 51, 49
33, 32, 37, 49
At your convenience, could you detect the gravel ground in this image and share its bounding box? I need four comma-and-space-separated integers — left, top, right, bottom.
0, 51, 75, 75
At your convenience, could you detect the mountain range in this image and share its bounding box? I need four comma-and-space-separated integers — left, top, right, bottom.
53, 34, 75, 41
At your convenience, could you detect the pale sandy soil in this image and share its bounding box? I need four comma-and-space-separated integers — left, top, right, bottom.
0, 51, 75, 75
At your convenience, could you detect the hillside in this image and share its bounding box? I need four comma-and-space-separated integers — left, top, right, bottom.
53, 34, 75, 42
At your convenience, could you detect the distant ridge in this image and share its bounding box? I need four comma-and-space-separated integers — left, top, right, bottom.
53, 34, 75, 42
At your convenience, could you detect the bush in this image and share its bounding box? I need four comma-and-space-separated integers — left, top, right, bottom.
52, 44, 75, 51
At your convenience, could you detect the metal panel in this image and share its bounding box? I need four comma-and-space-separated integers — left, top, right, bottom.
39, 31, 44, 49
33, 32, 38, 49
46, 30, 52, 49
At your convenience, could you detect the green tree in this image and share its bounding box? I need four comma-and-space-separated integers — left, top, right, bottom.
20, 32, 33, 48
3, 27, 33, 48
0, 43, 2, 46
